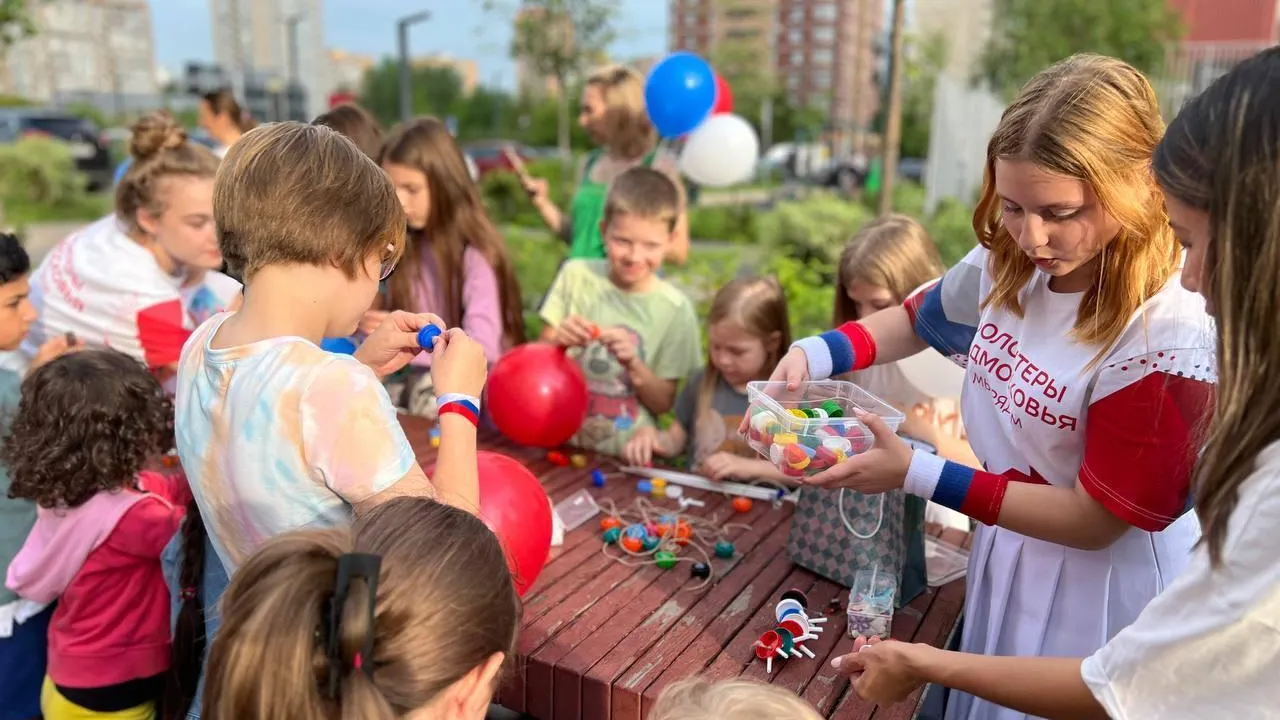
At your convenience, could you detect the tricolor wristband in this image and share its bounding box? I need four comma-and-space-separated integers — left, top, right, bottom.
437, 393, 481, 427
904, 450, 1007, 526
791, 321, 877, 379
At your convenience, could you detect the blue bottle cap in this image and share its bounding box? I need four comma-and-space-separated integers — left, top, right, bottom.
417, 325, 442, 348
319, 337, 357, 354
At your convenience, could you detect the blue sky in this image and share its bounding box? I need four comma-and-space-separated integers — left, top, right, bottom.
149, 0, 669, 89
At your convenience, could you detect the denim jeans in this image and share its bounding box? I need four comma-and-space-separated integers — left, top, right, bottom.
162, 528, 230, 719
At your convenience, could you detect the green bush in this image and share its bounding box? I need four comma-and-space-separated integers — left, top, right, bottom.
686, 204, 758, 244
0, 137, 88, 207
926, 198, 977, 266
480, 157, 570, 230
756, 192, 874, 268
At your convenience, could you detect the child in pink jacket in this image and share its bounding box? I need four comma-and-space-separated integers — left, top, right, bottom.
5, 349, 184, 718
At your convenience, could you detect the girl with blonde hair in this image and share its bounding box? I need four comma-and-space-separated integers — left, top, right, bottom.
517, 64, 690, 264
834, 214, 978, 469
649, 678, 822, 720
832, 46, 1280, 720
624, 276, 790, 481
25, 111, 239, 388
768, 54, 1215, 720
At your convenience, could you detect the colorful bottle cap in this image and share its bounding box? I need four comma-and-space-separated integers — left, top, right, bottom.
621, 535, 644, 552
821, 399, 843, 417
319, 337, 357, 354
637, 480, 652, 494
787, 408, 809, 420
655, 550, 677, 569
642, 535, 660, 551
623, 524, 647, 539
570, 454, 588, 468
591, 469, 607, 487
714, 540, 735, 558
600, 517, 623, 531
775, 598, 804, 621
417, 324, 442, 348
781, 589, 809, 607
774, 626, 796, 652
602, 527, 621, 544
773, 432, 799, 445
754, 630, 781, 659
690, 562, 711, 578
666, 485, 683, 499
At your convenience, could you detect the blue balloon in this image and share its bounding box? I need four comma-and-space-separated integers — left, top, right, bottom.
644, 52, 717, 138
319, 337, 357, 354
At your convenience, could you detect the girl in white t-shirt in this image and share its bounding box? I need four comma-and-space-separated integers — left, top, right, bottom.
25, 111, 240, 388
769, 55, 1217, 720
825, 47, 1280, 720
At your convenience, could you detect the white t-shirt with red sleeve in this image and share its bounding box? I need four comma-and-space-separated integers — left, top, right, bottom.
798, 245, 1217, 720
24, 215, 240, 371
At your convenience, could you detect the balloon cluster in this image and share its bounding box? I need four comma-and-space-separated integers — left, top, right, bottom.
643, 52, 760, 188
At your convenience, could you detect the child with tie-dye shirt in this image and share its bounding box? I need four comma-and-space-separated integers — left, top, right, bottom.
165, 122, 489, 718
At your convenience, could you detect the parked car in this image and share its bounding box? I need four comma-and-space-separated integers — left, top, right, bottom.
0, 109, 113, 190
463, 141, 532, 178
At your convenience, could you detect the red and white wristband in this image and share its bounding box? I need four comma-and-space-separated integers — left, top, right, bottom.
437, 393, 481, 427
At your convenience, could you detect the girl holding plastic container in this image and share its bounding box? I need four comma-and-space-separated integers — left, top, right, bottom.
830, 47, 1280, 720
624, 276, 792, 481
765, 54, 1215, 720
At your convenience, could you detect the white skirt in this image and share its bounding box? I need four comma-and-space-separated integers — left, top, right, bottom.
945, 512, 1200, 720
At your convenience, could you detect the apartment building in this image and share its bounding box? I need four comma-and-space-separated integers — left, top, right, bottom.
668, 0, 882, 134
3, 0, 158, 110
208, 0, 330, 118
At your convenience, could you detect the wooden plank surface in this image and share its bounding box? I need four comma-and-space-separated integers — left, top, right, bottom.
400, 416, 967, 720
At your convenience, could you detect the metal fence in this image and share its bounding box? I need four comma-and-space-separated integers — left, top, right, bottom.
1153, 41, 1275, 120
924, 41, 1277, 213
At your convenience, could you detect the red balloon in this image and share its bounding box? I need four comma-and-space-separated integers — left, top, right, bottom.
712, 74, 734, 114
427, 451, 552, 596
486, 342, 588, 448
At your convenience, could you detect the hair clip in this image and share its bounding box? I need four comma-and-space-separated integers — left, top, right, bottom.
325, 552, 382, 700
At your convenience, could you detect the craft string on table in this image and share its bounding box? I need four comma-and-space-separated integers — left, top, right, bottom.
596, 497, 750, 591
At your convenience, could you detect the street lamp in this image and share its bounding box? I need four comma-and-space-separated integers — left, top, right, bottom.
398, 11, 430, 123
283, 12, 305, 120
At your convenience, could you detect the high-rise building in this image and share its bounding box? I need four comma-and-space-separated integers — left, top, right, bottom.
668, 0, 883, 138
414, 54, 481, 95
208, 0, 330, 119
328, 49, 376, 95
2, 0, 159, 111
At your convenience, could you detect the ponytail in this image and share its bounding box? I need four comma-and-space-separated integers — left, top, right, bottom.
203, 499, 519, 719
162, 499, 208, 720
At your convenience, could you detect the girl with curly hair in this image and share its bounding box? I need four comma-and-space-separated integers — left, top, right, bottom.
4, 348, 186, 720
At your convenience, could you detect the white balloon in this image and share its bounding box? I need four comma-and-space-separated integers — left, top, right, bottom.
678, 113, 760, 188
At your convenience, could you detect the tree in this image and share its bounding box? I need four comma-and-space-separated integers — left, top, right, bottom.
977, 0, 1183, 100
879, 0, 906, 215
0, 0, 37, 53
487, 0, 617, 176
360, 60, 465, 128
899, 31, 947, 159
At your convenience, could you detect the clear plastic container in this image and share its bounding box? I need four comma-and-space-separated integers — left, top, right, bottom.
847, 568, 896, 639
925, 534, 970, 587
744, 380, 905, 478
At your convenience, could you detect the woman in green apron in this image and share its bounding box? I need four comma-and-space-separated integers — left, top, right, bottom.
518, 65, 690, 264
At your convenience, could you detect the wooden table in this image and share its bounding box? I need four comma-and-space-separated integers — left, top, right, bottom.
402, 416, 967, 720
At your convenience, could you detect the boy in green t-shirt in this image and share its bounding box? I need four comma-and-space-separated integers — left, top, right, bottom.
539, 167, 702, 456
0, 232, 79, 719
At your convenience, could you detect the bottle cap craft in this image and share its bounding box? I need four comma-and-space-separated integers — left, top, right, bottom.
743, 380, 904, 477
